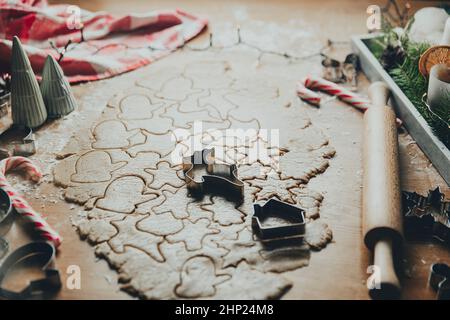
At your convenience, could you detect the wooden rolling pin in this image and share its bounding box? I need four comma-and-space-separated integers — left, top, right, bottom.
363, 81, 403, 299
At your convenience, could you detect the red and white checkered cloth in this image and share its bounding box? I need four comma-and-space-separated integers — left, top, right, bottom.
0, 0, 208, 82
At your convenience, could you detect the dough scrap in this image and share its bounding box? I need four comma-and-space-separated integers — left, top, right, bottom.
304, 220, 333, 250
175, 256, 230, 298
214, 262, 292, 300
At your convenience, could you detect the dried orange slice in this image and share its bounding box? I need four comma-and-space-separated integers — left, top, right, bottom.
418, 45, 450, 78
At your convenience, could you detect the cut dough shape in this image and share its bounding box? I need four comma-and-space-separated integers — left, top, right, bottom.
109, 214, 165, 262
167, 218, 219, 251
186, 199, 214, 222
279, 146, 336, 182
64, 181, 110, 205
96, 176, 158, 213
162, 103, 223, 129
138, 212, 183, 236
290, 187, 324, 219
53, 155, 77, 188
145, 161, 185, 190
95, 243, 179, 299
135, 66, 183, 91
238, 163, 271, 181
128, 131, 176, 157
118, 94, 164, 120
72, 151, 126, 183
92, 120, 141, 149
175, 256, 230, 298
113, 151, 160, 184
78, 218, 118, 244
122, 107, 173, 135
214, 262, 292, 299
248, 174, 299, 204
156, 76, 202, 101
198, 88, 239, 119
219, 227, 309, 273
152, 188, 190, 219
201, 197, 246, 226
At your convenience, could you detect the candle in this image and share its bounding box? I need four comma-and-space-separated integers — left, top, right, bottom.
441, 17, 450, 45
427, 63, 450, 112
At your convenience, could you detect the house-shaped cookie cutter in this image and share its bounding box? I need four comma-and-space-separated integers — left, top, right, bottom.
252, 198, 306, 240
182, 148, 244, 201
0, 125, 36, 159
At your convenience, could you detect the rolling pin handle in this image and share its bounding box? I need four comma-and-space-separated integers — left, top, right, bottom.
369, 238, 401, 300
368, 81, 391, 108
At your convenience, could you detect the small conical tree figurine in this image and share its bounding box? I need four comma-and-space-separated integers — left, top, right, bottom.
40, 55, 77, 118
11, 36, 47, 128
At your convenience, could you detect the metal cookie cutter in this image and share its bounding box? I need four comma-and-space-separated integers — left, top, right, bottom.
0, 125, 36, 159
0, 188, 13, 259
321, 56, 344, 83
0, 242, 61, 299
429, 263, 450, 300
0, 91, 10, 118
252, 198, 306, 241
402, 188, 450, 246
182, 148, 244, 201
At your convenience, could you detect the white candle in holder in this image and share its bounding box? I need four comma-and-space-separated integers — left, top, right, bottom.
427, 63, 450, 112
441, 17, 450, 45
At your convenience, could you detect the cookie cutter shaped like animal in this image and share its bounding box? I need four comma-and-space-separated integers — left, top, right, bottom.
252, 198, 306, 241
429, 263, 450, 300
182, 148, 244, 202
0, 125, 36, 159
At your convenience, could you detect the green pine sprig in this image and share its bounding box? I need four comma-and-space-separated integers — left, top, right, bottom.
366, 26, 449, 149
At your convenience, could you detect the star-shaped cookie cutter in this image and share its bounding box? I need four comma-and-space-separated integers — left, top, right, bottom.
252, 198, 306, 240
0, 125, 36, 159
402, 188, 450, 246
182, 148, 244, 201
429, 263, 450, 300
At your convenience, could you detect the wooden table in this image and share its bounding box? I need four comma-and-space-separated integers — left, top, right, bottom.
1, 0, 448, 300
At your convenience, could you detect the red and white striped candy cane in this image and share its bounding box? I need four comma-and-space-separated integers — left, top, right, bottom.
0, 157, 62, 247
296, 82, 321, 106
301, 75, 370, 110
297, 75, 402, 126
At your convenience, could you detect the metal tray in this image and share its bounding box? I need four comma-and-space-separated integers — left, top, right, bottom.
352, 34, 450, 186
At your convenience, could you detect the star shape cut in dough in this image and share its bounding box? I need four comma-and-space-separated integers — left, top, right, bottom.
166, 218, 219, 251
247, 174, 299, 204
145, 161, 185, 190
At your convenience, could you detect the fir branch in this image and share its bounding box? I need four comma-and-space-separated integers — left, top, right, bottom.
389, 43, 449, 148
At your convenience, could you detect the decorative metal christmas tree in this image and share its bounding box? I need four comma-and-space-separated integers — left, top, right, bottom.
10, 36, 47, 128
40, 55, 77, 118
